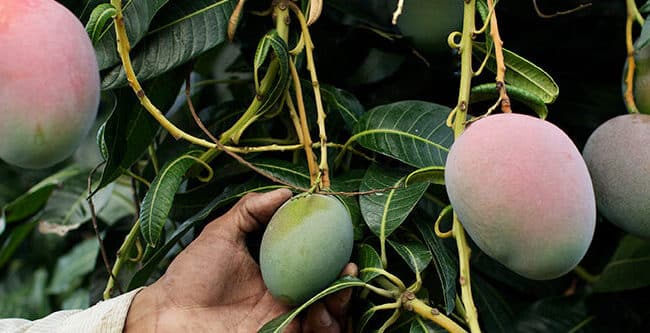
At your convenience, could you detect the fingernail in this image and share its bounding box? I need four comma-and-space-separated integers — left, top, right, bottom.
319, 309, 332, 327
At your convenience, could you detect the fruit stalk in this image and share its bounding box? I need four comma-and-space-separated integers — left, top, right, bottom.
448, 1, 482, 332
289, 61, 320, 186
287, 2, 330, 189
404, 297, 468, 333
624, 0, 645, 114
486, 0, 511, 113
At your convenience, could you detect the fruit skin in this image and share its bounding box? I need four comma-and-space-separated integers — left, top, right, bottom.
396, 0, 463, 53
444, 113, 596, 280
260, 193, 354, 305
0, 0, 100, 169
582, 114, 650, 238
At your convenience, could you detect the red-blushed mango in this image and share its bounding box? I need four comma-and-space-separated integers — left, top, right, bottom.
445, 113, 596, 280
260, 193, 353, 305
0, 0, 100, 169
582, 114, 650, 238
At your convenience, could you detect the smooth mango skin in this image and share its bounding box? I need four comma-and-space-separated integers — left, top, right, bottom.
445, 114, 596, 280
260, 194, 354, 305
583, 114, 650, 238
0, 0, 100, 169
396, 0, 463, 53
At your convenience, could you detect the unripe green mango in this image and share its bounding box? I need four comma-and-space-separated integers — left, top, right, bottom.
0, 0, 100, 169
396, 0, 463, 54
260, 193, 354, 305
583, 114, 650, 238
445, 114, 596, 280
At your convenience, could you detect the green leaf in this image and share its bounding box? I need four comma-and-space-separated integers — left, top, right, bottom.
101, 0, 237, 88
470, 83, 549, 119
258, 276, 366, 333
352, 101, 453, 168
331, 170, 365, 240
636, 16, 650, 51
2, 166, 84, 224
38, 174, 114, 232
473, 42, 559, 103
387, 239, 432, 273
48, 238, 100, 295
405, 166, 445, 186
61, 289, 90, 310
98, 70, 186, 190
359, 165, 428, 238
85, 3, 117, 43
357, 243, 383, 282
250, 159, 311, 189
513, 296, 594, 333
0, 221, 37, 269
413, 217, 457, 315
321, 83, 364, 130
97, 181, 136, 225
139, 151, 202, 247
472, 273, 515, 333
593, 235, 650, 292
0, 266, 50, 319
94, 0, 171, 70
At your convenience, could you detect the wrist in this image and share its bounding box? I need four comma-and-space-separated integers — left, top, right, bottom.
124, 287, 161, 332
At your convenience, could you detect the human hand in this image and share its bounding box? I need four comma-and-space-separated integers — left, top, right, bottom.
124, 188, 357, 333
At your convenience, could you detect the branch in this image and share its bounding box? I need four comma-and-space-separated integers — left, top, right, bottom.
404, 297, 469, 333
486, 0, 511, 113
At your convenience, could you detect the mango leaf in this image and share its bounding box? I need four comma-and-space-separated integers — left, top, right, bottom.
472, 273, 516, 333
102, 0, 237, 88
351, 101, 453, 168
405, 166, 445, 186
0, 266, 50, 319
1, 166, 84, 224
0, 221, 38, 269
470, 83, 549, 119
98, 69, 186, 190
358, 301, 379, 333
129, 179, 285, 288
513, 296, 594, 333
357, 243, 383, 282
259, 276, 367, 333
47, 238, 100, 295
473, 43, 559, 103
85, 3, 117, 44
321, 83, 364, 130
413, 217, 457, 315
359, 165, 428, 238
38, 174, 114, 232
250, 159, 311, 189
331, 170, 365, 240
593, 235, 650, 292
97, 181, 136, 225
636, 16, 650, 51
139, 151, 203, 247
253, 30, 290, 115
61, 289, 90, 310
387, 239, 432, 274
94, 0, 171, 70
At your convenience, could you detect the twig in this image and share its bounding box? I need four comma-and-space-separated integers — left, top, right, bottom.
87, 162, 121, 294
289, 61, 319, 186
287, 2, 331, 189
391, 0, 405, 25
185, 73, 220, 143
532, 0, 592, 19
404, 298, 469, 333
624, 0, 644, 113
486, 0, 511, 113
453, 214, 480, 333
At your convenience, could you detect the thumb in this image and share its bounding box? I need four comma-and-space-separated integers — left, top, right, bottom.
204, 188, 293, 242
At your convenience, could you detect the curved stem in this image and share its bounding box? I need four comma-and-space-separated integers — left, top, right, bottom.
110, 0, 216, 149
289, 61, 319, 186
103, 220, 140, 299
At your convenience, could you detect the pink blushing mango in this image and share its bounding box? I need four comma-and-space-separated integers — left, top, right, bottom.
0, 0, 99, 169
444, 113, 596, 280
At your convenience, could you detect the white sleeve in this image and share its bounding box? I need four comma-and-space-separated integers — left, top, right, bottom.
0, 288, 144, 333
